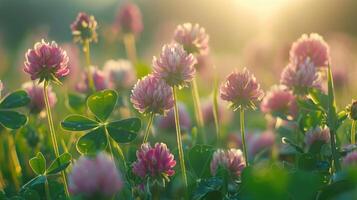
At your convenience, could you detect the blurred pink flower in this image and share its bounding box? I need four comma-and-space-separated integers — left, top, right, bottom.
71, 12, 98, 43
210, 149, 246, 177
157, 102, 191, 131
103, 59, 136, 91
115, 3, 143, 35
201, 98, 231, 125
75, 66, 107, 93
24, 40, 69, 82
304, 127, 330, 147
131, 75, 174, 115
332, 66, 348, 89
261, 85, 297, 119
343, 151, 357, 166
132, 143, 176, 180
0, 80, 3, 98
289, 33, 330, 68
220, 68, 264, 110
174, 23, 209, 55
62, 43, 80, 87
280, 59, 322, 95
152, 43, 196, 88
68, 152, 123, 198
22, 81, 57, 114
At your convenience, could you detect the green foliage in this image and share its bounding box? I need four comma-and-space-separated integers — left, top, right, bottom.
87, 90, 117, 122
28, 152, 72, 176
192, 177, 223, 200
188, 145, 215, 178
0, 90, 30, 129
29, 152, 46, 175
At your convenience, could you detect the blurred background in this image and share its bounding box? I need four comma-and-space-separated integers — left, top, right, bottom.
0, 0, 357, 106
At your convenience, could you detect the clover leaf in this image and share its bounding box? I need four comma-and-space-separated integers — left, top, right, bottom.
0, 90, 30, 129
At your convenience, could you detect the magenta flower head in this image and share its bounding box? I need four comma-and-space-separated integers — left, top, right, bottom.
343, 151, 357, 166
75, 66, 107, 94
157, 102, 191, 131
220, 68, 264, 110
174, 23, 209, 55
132, 143, 176, 182
68, 152, 123, 198
71, 12, 98, 43
289, 33, 330, 68
115, 3, 143, 35
304, 127, 330, 148
131, 75, 174, 115
103, 59, 136, 91
152, 43, 197, 88
210, 149, 246, 178
280, 59, 322, 95
22, 82, 57, 114
261, 85, 297, 119
24, 39, 69, 84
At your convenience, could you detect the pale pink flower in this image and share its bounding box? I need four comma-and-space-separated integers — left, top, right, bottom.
290, 33, 330, 68
157, 102, 191, 131
174, 23, 209, 55
132, 143, 176, 180
152, 43, 196, 88
71, 12, 98, 43
103, 59, 136, 91
24, 39, 69, 82
75, 66, 107, 93
68, 152, 123, 198
115, 3, 143, 35
343, 151, 357, 166
210, 149, 246, 177
201, 98, 231, 125
261, 85, 297, 118
304, 127, 330, 147
22, 81, 57, 114
131, 75, 174, 115
220, 68, 264, 110
280, 59, 322, 95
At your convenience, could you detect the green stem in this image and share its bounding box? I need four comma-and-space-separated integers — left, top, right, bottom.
191, 78, 205, 143
240, 108, 249, 166
330, 129, 341, 172
83, 39, 95, 92
143, 113, 154, 144
212, 76, 220, 146
172, 86, 188, 190
105, 128, 116, 163
123, 33, 137, 64
45, 179, 51, 200
352, 120, 356, 144
43, 81, 70, 198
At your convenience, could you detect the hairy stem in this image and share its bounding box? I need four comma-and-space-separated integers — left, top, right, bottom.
240, 108, 249, 166
172, 86, 188, 190
352, 120, 356, 144
191, 78, 205, 143
143, 113, 154, 144
83, 39, 95, 92
43, 81, 69, 198
212, 75, 220, 146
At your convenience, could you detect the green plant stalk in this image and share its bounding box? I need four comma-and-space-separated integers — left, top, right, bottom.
352, 120, 356, 144
43, 81, 70, 198
105, 128, 116, 163
45, 179, 51, 200
123, 33, 137, 64
240, 108, 249, 166
7, 132, 21, 190
143, 113, 154, 144
172, 86, 188, 190
83, 39, 95, 92
212, 75, 220, 146
191, 78, 206, 143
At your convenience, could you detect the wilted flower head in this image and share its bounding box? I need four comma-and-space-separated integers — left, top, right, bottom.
220, 68, 264, 110
75, 66, 107, 93
304, 127, 330, 147
115, 3, 143, 35
280, 59, 322, 95
132, 143, 176, 181
290, 33, 330, 68
68, 152, 123, 198
157, 102, 191, 131
153, 43, 196, 88
22, 82, 57, 114
343, 151, 357, 166
210, 149, 246, 178
131, 75, 174, 115
347, 100, 357, 121
103, 59, 136, 90
261, 85, 297, 119
24, 39, 69, 83
174, 23, 209, 55
71, 12, 98, 43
